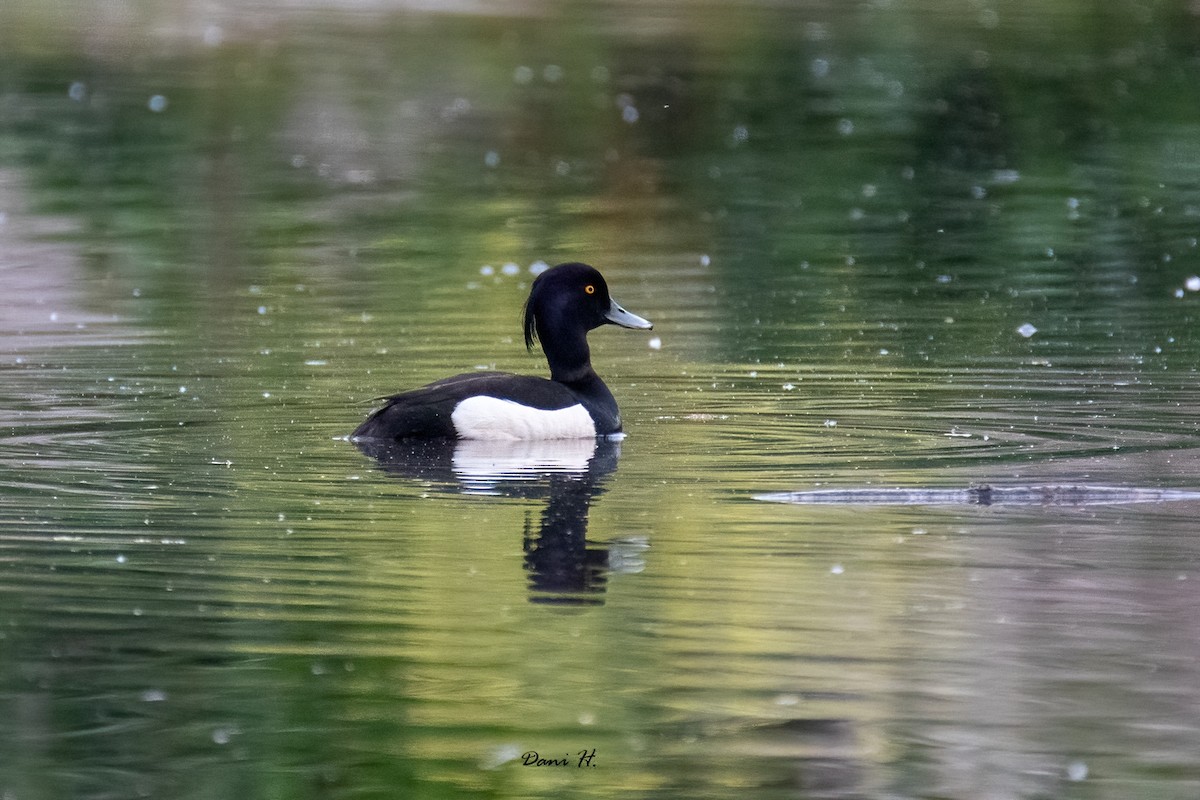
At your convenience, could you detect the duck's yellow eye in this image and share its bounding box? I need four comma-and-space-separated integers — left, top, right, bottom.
584, 284, 595, 295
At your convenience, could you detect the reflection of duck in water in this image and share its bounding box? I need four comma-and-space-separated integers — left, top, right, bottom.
354, 437, 646, 605
352, 262, 652, 442
354, 437, 615, 495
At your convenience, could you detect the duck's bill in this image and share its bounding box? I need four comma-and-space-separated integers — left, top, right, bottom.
606, 299, 654, 330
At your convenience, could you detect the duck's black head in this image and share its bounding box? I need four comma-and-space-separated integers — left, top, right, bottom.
523, 262, 652, 384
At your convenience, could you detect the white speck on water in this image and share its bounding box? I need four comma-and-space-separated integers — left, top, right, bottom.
648, 336, 662, 350
148, 94, 168, 113
732, 124, 749, 144
304, 359, 327, 366
68, 81, 86, 101
830, 564, 845, 575
512, 65, 534, 84
1175, 288, 1185, 298
501, 262, 520, 276
699, 253, 711, 266
879, 348, 890, 355
1066, 760, 1088, 781
1017, 322, 1038, 338
257, 305, 267, 315
480, 264, 494, 276
862, 183, 877, 198
203, 24, 224, 47
116, 554, 127, 564
1046, 247, 1055, 258
529, 260, 549, 275
782, 383, 795, 391
291, 153, 307, 168
262, 392, 271, 399
49, 312, 59, 322
480, 744, 523, 770
178, 386, 187, 394
484, 150, 500, 168
810, 58, 830, 78
823, 419, 838, 427
1066, 196, 1080, 210
936, 274, 952, 284
993, 169, 1020, 184
911, 528, 927, 535
554, 159, 571, 176
621, 104, 639, 123
1185, 275, 1200, 291
211, 726, 236, 745
141, 689, 167, 702
971, 185, 987, 199
836, 118, 854, 136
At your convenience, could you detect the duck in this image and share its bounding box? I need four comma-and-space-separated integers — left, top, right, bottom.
351, 262, 653, 441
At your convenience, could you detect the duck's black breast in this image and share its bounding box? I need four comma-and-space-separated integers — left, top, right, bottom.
352, 371, 618, 441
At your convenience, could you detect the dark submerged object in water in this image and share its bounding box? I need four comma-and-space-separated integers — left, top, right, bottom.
754, 484, 1200, 507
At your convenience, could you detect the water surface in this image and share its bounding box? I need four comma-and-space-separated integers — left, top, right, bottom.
3, 2, 1200, 798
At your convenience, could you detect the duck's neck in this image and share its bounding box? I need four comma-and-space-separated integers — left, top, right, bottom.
540, 325, 621, 432
539, 324, 595, 386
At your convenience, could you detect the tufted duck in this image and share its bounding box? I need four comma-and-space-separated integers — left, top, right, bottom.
351, 262, 653, 441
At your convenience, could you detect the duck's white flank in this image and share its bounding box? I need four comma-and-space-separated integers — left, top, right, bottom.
451, 396, 596, 440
